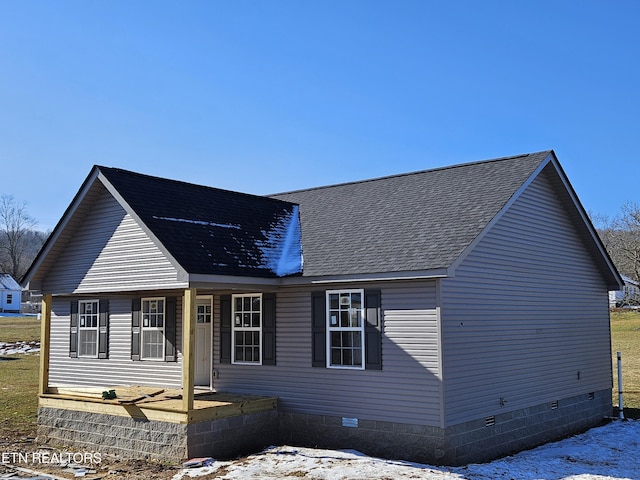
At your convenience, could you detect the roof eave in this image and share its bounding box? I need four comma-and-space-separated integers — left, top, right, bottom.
545, 154, 624, 291
283, 268, 451, 285
187, 273, 281, 290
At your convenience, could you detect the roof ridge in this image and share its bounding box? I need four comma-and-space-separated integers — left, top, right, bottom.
96, 165, 297, 206
270, 150, 553, 197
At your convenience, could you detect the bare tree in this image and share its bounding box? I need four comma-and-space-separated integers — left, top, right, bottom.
0, 194, 38, 280
592, 210, 618, 268
610, 202, 640, 284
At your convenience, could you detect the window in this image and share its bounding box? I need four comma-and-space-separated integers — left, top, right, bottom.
311, 289, 381, 370
220, 293, 276, 366
70, 299, 109, 359
197, 303, 212, 323
326, 289, 365, 369
6, 294, 12, 303
232, 294, 262, 364
142, 298, 165, 360
78, 300, 99, 357
131, 297, 176, 362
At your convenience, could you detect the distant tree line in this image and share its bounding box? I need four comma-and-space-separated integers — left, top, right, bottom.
0, 195, 48, 282
593, 202, 640, 303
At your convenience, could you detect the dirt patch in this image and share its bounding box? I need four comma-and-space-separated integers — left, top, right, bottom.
0, 428, 181, 479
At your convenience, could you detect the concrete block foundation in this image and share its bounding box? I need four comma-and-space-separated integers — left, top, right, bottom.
38, 389, 611, 465
37, 407, 279, 462
280, 389, 611, 466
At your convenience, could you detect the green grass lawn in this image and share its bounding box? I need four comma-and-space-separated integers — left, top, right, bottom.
0, 316, 40, 436
611, 309, 640, 415
0, 312, 638, 438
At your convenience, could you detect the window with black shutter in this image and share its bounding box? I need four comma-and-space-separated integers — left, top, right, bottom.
131, 296, 176, 361
220, 293, 276, 365
70, 299, 109, 359
311, 289, 382, 370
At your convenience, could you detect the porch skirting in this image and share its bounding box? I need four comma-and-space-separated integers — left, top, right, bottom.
37, 406, 279, 461
38, 389, 611, 465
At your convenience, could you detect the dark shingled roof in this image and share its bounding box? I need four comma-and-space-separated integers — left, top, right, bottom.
23, 150, 622, 290
271, 151, 551, 277
98, 166, 302, 278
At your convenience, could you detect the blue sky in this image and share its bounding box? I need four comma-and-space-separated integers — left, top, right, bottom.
1, 1, 638, 230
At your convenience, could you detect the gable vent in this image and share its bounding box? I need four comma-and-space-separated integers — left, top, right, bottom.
551, 400, 559, 410
485, 416, 496, 427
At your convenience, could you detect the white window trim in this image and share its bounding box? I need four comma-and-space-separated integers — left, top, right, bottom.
231, 293, 263, 365
78, 299, 99, 359
326, 289, 366, 370
141, 297, 165, 361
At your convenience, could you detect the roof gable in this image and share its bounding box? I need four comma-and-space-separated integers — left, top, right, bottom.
272, 151, 551, 278
97, 167, 302, 278
38, 184, 185, 294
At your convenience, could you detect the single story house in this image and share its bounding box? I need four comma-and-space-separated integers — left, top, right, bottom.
0, 273, 22, 313
22, 150, 622, 465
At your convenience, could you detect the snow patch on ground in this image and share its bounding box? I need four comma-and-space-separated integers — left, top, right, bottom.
0, 341, 40, 355
174, 420, 640, 480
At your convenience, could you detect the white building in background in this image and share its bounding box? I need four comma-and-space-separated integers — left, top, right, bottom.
0, 274, 21, 313
609, 274, 640, 308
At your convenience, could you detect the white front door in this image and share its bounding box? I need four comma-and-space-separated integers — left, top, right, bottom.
194, 297, 212, 387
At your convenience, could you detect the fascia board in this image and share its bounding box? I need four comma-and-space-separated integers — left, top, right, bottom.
188, 269, 450, 289
97, 170, 190, 282
188, 273, 280, 289
281, 268, 450, 285
546, 155, 624, 291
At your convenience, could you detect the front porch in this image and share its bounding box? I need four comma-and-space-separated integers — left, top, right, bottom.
40, 386, 277, 423
37, 292, 279, 461
37, 386, 279, 461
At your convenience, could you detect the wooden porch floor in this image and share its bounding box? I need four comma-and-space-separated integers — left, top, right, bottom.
40, 386, 277, 424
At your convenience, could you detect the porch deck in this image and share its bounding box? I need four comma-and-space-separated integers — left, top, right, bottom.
40, 386, 278, 424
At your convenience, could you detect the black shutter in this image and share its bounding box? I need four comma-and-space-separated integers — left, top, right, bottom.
262, 293, 276, 365
220, 295, 232, 364
69, 301, 78, 358
311, 292, 326, 367
165, 297, 177, 362
131, 298, 141, 361
98, 299, 109, 359
364, 289, 382, 370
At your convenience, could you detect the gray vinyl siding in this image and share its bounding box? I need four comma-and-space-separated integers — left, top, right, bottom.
440, 171, 612, 426
48, 296, 183, 388
213, 281, 442, 426
43, 188, 185, 295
